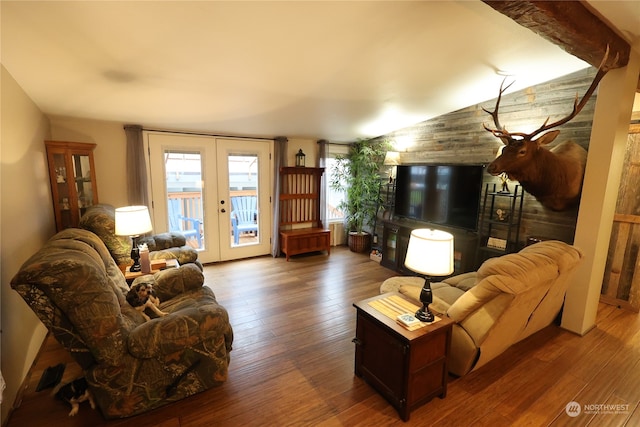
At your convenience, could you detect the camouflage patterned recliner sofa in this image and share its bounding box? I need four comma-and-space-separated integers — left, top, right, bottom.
11, 228, 233, 418
79, 203, 202, 270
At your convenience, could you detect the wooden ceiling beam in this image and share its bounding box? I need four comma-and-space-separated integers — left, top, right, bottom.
483, 0, 630, 70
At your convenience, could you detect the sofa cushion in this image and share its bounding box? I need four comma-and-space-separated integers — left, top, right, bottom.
442, 272, 478, 291
380, 276, 422, 294
477, 248, 561, 288
79, 204, 132, 265
431, 282, 466, 308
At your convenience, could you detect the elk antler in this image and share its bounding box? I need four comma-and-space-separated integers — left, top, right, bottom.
482, 78, 515, 141
483, 45, 614, 143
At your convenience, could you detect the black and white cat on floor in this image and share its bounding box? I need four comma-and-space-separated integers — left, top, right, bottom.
52, 377, 95, 416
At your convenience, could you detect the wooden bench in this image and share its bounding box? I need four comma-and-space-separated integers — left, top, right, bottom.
279, 167, 331, 261
280, 227, 330, 261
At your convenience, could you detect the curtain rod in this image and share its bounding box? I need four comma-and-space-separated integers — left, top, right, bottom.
138, 127, 275, 141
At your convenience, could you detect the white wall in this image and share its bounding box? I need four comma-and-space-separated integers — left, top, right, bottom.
0, 66, 52, 423
287, 138, 317, 167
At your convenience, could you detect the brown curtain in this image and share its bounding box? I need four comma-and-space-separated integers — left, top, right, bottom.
124, 125, 149, 207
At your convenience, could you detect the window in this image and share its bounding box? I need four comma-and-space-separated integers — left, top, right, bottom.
325, 144, 349, 222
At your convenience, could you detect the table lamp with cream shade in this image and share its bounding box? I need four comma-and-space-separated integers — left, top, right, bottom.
115, 205, 152, 273
404, 229, 454, 322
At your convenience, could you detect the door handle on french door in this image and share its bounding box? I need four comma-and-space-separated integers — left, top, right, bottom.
221, 209, 226, 213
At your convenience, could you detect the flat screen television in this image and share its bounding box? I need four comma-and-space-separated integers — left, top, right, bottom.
394, 164, 484, 231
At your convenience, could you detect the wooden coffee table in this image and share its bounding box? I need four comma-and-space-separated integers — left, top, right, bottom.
353, 292, 453, 421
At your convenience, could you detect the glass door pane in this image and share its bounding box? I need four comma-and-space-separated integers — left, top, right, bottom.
53, 153, 73, 229
229, 155, 259, 247
164, 150, 204, 250
73, 154, 94, 218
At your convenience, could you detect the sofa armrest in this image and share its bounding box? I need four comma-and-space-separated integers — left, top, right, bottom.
447, 274, 521, 322
138, 232, 187, 250
131, 264, 204, 301
127, 287, 231, 359
149, 247, 200, 268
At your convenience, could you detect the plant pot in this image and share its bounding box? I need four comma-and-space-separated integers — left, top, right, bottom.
348, 231, 371, 253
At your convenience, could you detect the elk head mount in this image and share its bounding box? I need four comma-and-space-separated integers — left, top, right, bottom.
483, 47, 613, 211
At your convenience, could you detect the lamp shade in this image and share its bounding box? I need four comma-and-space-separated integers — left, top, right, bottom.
383, 151, 400, 166
404, 229, 454, 276
115, 205, 153, 237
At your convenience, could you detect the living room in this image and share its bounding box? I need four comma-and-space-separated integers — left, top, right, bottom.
2, 1, 640, 425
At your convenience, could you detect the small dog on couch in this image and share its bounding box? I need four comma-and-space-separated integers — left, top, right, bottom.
52, 377, 95, 416
126, 282, 168, 321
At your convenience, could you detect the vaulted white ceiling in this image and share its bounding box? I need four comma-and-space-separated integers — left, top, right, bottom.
2, 1, 638, 142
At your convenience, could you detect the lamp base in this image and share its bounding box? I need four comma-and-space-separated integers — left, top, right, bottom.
130, 235, 141, 272
415, 306, 435, 323
416, 275, 435, 323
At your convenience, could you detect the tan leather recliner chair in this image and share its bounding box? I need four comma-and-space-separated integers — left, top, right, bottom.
381, 240, 583, 376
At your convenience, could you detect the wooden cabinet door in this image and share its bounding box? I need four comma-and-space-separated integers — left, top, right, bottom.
45, 141, 98, 232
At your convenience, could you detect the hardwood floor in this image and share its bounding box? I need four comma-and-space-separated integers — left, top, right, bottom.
6, 246, 640, 427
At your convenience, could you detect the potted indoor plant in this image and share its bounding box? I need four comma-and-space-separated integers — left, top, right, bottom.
330, 138, 391, 253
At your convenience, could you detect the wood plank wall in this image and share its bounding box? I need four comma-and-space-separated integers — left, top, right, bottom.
372, 67, 598, 248
602, 125, 640, 310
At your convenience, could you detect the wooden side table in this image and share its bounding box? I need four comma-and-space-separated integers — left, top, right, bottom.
124, 258, 179, 284
353, 292, 453, 421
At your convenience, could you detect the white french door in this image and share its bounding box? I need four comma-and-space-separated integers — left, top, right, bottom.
146, 132, 272, 263
216, 138, 272, 261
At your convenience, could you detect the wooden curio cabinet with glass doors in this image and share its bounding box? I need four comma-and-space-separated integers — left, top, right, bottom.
45, 141, 99, 232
